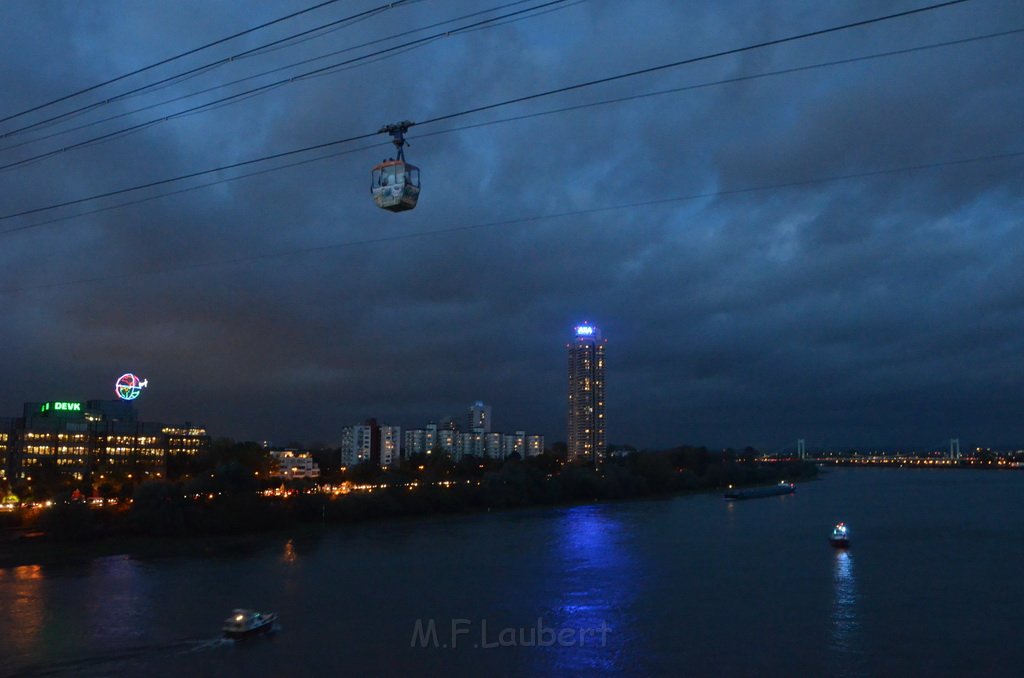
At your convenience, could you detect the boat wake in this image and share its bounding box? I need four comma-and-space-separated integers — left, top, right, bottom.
182, 623, 281, 652
4, 636, 234, 677
179, 637, 236, 653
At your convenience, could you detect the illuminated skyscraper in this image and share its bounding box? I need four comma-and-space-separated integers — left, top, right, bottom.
567, 323, 606, 464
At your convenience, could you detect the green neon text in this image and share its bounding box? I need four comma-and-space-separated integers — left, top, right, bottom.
40, 401, 82, 413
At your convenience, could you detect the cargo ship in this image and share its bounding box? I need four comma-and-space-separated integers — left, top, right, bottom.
723, 480, 795, 501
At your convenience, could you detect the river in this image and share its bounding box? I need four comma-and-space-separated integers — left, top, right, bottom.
1, 468, 1022, 677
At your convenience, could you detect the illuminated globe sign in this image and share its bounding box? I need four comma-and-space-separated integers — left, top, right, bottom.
115, 373, 149, 401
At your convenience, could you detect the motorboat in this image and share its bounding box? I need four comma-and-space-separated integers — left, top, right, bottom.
222, 609, 277, 639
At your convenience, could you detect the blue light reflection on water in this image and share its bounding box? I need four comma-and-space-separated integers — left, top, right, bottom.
535, 504, 645, 676
85, 556, 151, 645
830, 550, 860, 662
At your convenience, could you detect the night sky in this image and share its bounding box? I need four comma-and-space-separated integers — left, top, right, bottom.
1, 0, 1022, 451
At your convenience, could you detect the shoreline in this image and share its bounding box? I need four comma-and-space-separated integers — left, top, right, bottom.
0, 476, 816, 570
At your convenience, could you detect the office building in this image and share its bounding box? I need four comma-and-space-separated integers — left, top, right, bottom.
1, 399, 208, 485
0, 417, 15, 483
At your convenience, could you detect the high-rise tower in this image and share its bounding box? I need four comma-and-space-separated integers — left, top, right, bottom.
567, 323, 606, 464
467, 401, 492, 433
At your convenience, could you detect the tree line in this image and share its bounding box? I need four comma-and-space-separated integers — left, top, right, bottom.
15, 441, 817, 542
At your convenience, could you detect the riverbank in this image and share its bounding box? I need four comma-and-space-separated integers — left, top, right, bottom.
0, 459, 817, 568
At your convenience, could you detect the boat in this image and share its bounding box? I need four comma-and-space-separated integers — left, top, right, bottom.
723, 481, 795, 501
222, 609, 277, 639
829, 523, 850, 548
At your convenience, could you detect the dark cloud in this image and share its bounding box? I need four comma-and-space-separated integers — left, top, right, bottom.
1, 0, 1022, 450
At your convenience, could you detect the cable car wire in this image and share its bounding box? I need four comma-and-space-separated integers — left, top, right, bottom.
0, 0, 981, 222
1, 148, 1020, 295
416, 0, 973, 127
0, 2, 421, 141
0, 0, 575, 172
0, 0, 363, 126
0, 0, 547, 155
0, 0, 542, 146
2, 21, 1019, 239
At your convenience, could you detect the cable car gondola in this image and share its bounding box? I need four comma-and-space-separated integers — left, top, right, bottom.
372, 120, 420, 212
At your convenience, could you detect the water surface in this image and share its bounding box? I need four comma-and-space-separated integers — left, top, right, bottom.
1, 468, 1021, 677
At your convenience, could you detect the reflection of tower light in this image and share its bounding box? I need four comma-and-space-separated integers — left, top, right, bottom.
830, 551, 860, 658
551, 506, 628, 666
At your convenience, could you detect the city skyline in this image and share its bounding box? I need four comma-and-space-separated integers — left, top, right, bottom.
1, 372, 1019, 455
1, 3, 1021, 674
2, 358, 1022, 454
0, 1, 1022, 451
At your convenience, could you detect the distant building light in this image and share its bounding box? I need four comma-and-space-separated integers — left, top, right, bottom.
575, 324, 595, 337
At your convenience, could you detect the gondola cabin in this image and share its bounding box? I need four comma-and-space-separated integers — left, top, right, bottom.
371, 159, 420, 212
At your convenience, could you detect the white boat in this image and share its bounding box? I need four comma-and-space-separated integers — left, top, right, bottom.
222, 609, 277, 639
